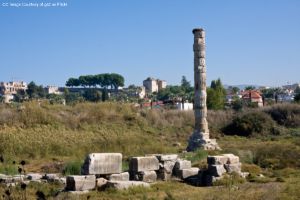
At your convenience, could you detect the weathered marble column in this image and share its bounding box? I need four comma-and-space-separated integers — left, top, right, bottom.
187, 28, 220, 151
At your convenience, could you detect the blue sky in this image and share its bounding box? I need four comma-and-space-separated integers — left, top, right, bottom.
0, 0, 299, 87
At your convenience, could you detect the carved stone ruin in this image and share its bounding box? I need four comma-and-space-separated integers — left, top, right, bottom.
187, 28, 220, 151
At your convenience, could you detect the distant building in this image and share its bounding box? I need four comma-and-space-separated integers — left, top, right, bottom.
0, 81, 27, 103
282, 83, 300, 91
0, 81, 27, 95
45, 86, 61, 95
123, 86, 146, 99
176, 102, 193, 111
143, 77, 167, 93
241, 90, 263, 107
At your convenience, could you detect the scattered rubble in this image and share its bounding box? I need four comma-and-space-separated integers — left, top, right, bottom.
0, 153, 247, 193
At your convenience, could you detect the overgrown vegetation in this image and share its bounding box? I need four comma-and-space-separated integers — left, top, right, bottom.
0, 102, 299, 199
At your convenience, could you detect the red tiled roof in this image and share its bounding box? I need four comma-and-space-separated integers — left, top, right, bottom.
241, 90, 262, 99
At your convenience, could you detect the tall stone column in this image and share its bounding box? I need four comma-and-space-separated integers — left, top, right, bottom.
187, 28, 220, 151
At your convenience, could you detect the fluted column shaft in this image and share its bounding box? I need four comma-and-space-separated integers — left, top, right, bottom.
193, 28, 209, 134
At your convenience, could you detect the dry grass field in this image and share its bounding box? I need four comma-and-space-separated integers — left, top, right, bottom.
0, 102, 299, 199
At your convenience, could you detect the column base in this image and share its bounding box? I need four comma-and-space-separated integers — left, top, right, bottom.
186, 131, 221, 151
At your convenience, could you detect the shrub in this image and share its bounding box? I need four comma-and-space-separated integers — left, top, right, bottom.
223, 112, 278, 137
62, 160, 82, 175
264, 104, 300, 128
253, 143, 300, 169
242, 164, 262, 175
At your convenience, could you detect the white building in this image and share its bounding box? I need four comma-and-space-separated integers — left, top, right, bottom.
0, 81, 27, 103
45, 86, 62, 95
176, 102, 193, 111
143, 77, 167, 93
0, 81, 27, 95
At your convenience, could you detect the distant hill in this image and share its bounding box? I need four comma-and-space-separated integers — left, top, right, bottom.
224, 84, 263, 90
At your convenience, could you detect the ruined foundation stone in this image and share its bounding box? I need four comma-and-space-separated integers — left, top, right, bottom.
132, 171, 157, 183
177, 168, 200, 179
107, 181, 150, 190
187, 28, 220, 151
66, 175, 96, 191
108, 172, 129, 181
81, 153, 122, 175
129, 156, 159, 172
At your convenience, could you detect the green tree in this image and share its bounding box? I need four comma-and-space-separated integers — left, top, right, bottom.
231, 87, 240, 94
294, 93, 300, 103
65, 92, 84, 105
14, 89, 27, 102
181, 76, 192, 92
79, 76, 89, 88
66, 78, 80, 87
245, 86, 256, 90
207, 78, 226, 110
102, 89, 109, 102
110, 73, 125, 90
27, 81, 38, 98
295, 87, 300, 103
83, 89, 101, 102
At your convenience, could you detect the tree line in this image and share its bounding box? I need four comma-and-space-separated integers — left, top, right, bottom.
66, 73, 125, 90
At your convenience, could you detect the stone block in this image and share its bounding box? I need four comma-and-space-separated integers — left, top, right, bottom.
156, 154, 178, 161
177, 168, 199, 179
208, 165, 226, 177
81, 153, 122, 175
129, 156, 159, 172
224, 163, 242, 174
108, 172, 129, 181
138, 171, 157, 183
42, 173, 59, 182
222, 154, 240, 164
240, 172, 250, 178
66, 175, 96, 191
161, 160, 176, 173
107, 181, 150, 190
58, 177, 66, 184
174, 160, 192, 170
207, 155, 228, 165
27, 173, 43, 181
157, 171, 172, 181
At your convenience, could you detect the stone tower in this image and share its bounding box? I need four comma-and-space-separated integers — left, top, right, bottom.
187, 28, 220, 151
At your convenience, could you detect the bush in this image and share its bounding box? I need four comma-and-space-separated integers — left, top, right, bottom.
223, 112, 278, 137
265, 104, 300, 128
62, 160, 82, 175
253, 143, 300, 169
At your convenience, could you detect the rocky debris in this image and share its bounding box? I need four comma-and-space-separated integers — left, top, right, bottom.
203, 154, 243, 186
27, 173, 43, 181
0, 153, 247, 193
81, 153, 122, 175
173, 159, 192, 177
106, 181, 150, 190
156, 154, 178, 162
0, 175, 25, 184
177, 168, 200, 179
129, 156, 159, 172
132, 171, 157, 183
156, 154, 178, 181
224, 163, 242, 174
66, 175, 96, 191
108, 172, 129, 181
96, 178, 108, 189
42, 173, 60, 182
240, 172, 250, 178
